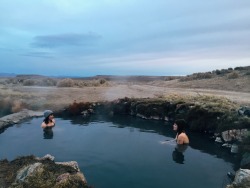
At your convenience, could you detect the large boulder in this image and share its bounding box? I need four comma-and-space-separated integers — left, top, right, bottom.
0, 154, 90, 188
227, 169, 250, 188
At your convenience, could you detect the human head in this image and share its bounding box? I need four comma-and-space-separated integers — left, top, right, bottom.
44, 110, 54, 119
173, 119, 187, 134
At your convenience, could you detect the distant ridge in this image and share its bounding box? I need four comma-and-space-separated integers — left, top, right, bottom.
0, 66, 249, 79
0, 73, 16, 77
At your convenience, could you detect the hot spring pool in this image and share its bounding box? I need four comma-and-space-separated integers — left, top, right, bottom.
0, 115, 237, 188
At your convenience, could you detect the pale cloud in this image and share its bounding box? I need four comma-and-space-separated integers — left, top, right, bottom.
31, 32, 102, 48
0, 0, 250, 76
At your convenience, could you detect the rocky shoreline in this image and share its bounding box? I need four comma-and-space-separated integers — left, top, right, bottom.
0, 109, 43, 132
0, 154, 90, 188
61, 97, 250, 188
0, 110, 91, 188
1, 97, 250, 188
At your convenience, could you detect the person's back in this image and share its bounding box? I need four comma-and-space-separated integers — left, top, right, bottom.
173, 119, 189, 145
176, 132, 189, 144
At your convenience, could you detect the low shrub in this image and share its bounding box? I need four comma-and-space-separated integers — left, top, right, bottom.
56, 78, 109, 88
227, 72, 239, 79
5, 78, 20, 84
0, 98, 28, 116
215, 69, 221, 75
179, 72, 213, 81
57, 78, 75, 87
41, 78, 57, 86
99, 79, 106, 85
234, 66, 247, 71
165, 76, 175, 81
23, 79, 35, 86
220, 69, 230, 75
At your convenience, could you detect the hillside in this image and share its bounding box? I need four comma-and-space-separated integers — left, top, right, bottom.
149, 66, 250, 92
0, 66, 249, 117
1, 66, 249, 92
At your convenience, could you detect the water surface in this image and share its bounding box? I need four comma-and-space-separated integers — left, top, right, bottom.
0, 115, 236, 188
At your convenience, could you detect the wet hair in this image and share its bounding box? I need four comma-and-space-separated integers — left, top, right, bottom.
43, 114, 54, 124
175, 119, 187, 134
43, 116, 50, 124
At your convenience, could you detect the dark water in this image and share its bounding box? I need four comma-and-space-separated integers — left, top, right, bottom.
0, 115, 237, 188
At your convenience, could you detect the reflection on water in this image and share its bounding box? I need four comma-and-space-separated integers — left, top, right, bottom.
43, 128, 54, 139
172, 148, 185, 164
0, 114, 239, 188
172, 145, 188, 164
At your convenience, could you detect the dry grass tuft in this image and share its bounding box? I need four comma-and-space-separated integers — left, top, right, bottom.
162, 93, 239, 112
227, 72, 239, 79
57, 78, 109, 87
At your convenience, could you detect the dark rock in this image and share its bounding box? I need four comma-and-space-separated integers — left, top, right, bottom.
238, 106, 250, 117
226, 169, 250, 188
0, 155, 90, 188
241, 152, 250, 169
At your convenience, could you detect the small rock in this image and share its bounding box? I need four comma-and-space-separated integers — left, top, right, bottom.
215, 137, 223, 143
222, 143, 232, 148
37, 154, 55, 161
56, 161, 80, 172
231, 144, 239, 154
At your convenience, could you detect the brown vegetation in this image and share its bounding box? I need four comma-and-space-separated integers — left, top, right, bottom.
0, 66, 249, 117
179, 66, 249, 81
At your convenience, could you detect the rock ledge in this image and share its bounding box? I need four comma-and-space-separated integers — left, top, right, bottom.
0, 109, 43, 131
0, 154, 90, 188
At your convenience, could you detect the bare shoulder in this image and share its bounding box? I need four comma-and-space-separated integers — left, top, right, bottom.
178, 133, 187, 138
177, 133, 189, 144
41, 122, 46, 128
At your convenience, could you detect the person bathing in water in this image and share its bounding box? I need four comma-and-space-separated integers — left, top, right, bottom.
41, 110, 55, 129
173, 119, 189, 145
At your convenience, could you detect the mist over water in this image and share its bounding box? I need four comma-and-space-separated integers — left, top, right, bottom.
0, 115, 236, 188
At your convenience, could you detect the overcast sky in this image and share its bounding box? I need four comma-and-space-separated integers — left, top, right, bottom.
1, 0, 250, 76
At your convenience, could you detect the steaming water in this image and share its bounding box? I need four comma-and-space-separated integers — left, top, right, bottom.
0, 115, 237, 188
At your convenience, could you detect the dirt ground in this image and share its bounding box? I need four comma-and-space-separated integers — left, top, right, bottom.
2, 81, 249, 112
80, 83, 250, 105
1, 71, 249, 113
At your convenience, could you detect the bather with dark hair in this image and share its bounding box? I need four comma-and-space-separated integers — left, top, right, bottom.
173, 119, 189, 145
41, 110, 55, 129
